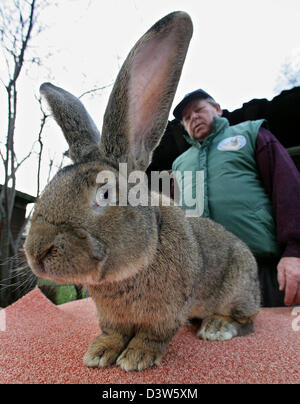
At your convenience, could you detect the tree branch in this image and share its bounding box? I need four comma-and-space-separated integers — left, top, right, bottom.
35, 95, 49, 196
78, 82, 113, 99
14, 0, 35, 81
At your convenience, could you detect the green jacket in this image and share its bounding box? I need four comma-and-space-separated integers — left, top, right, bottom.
172, 116, 280, 257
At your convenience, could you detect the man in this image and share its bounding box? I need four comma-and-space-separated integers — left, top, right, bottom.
172, 89, 300, 307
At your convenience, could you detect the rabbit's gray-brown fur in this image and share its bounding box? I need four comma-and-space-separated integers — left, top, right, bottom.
24, 12, 260, 372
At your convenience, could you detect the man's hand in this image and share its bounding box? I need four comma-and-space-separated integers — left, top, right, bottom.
277, 257, 300, 306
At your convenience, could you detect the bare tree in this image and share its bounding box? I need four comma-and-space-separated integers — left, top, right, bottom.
35, 95, 49, 197
0, 0, 51, 307
0, 0, 116, 306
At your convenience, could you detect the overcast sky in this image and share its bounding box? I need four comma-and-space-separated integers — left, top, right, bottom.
1, 0, 300, 196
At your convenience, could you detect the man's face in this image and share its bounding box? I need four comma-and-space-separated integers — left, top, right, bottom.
182, 98, 222, 142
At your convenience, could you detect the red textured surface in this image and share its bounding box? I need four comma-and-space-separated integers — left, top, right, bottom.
0, 288, 299, 384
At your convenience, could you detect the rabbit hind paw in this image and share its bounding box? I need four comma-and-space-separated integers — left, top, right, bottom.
197, 315, 241, 341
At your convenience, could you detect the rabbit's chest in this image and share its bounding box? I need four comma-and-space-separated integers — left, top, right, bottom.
88, 282, 151, 323
88, 277, 177, 326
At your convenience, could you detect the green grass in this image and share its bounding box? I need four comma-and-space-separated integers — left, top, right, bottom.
37, 278, 85, 305
56, 284, 78, 305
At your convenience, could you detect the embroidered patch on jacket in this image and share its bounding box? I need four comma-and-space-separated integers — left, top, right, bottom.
217, 135, 247, 151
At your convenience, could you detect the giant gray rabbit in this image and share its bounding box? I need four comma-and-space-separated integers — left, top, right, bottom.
24, 12, 260, 372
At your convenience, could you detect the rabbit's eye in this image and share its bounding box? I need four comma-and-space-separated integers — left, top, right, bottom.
96, 186, 109, 205
93, 184, 116, 210
96, 188, 109, 203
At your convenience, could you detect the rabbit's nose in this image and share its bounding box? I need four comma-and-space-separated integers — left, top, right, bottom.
37, 244, 55, 272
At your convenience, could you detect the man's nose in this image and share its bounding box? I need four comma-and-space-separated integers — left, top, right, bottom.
190, 110, 199, 119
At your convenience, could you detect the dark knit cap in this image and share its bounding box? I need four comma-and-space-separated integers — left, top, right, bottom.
173, 89, 214, 120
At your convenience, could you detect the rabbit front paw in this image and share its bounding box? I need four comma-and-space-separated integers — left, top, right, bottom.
116, 334, 166, 371
116, 347, 163, 372
83, 333, 130, 368
197, 315, 239, 341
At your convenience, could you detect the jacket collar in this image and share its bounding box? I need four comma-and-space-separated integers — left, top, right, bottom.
184, 116, 229, 149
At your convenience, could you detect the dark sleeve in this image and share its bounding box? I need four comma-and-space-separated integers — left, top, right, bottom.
256, 127, 300, 258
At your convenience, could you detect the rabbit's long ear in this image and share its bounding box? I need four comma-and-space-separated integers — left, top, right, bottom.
100, 12, 193, 171
40, 83, 101, 163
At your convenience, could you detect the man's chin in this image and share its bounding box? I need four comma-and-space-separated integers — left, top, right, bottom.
193, 130, 209, 142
